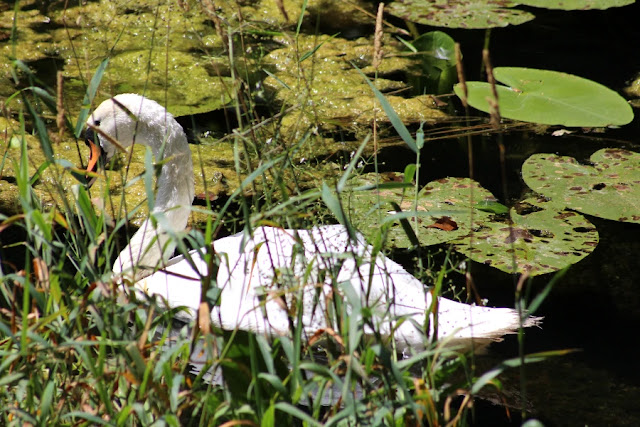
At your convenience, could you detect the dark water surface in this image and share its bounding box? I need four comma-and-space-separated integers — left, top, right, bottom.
413, 4, 640, 425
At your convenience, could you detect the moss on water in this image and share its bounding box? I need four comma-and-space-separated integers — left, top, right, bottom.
233, 0, 375, 32
1, 0, 229, 116
263, 33, 447, 150
54, 1, 229, 116
625, 73, 640, 103
0, 114, 86, 216
107, 50, 233, 117
0, 0, 449, 231
264, 34, 446, 123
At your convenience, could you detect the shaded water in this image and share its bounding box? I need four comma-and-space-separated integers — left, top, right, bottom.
421, 5, 640, 425
411, 8, 640, 425
2, 0, 640, 425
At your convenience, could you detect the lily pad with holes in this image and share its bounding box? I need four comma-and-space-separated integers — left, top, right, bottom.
522, 149, 640, 223
345, 174, 599, 275
450, 197, 599, 275
388, 0, 535, 29
454, 67, 634, 127
519, 0, 634, 10
344, 175, 496, 248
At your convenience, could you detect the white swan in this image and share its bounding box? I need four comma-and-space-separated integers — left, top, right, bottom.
85, 94, 540, 354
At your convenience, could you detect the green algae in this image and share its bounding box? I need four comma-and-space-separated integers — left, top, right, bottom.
106, 50, 233, 117
1, 0, 230, 117
625, 73, 640, 107
54, 1, 230, 116
263, 33, 447, 142
0, 114, 86, 217
224, 0, 376, 31
1, 0, 451, 234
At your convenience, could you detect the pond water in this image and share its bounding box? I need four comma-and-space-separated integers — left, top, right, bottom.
1, 0, 640, 425
430, 5, 640, 425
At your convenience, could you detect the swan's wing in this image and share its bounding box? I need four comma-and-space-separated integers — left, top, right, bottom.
137, 225, 429, 336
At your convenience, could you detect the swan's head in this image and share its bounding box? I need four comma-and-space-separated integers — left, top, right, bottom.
85, 94, 167, 180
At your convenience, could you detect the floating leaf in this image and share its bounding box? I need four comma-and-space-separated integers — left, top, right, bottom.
519, 0, 634, 10
454, 67, 634, 127
451, 197, 599, 275
388, 0, 535, 29
346, 175, 598, 275
407, 31, 457, 95
522, 149, 640, 223
345, 175, 495, 247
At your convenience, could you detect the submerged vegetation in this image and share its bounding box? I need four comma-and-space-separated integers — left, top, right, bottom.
1, 0, 638, 425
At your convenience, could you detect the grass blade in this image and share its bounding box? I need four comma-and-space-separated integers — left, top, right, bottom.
354, 64, 417, 153
74, 58, 109, 138
275, 402, 322, 427
23, 94, 53, 162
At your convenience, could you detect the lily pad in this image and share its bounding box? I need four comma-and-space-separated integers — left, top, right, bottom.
408, 31, 458, 95
454, 67, 634, 127
388, 0, 535, 29
345, 175, 598, 275
450, 197, 599, 275
345, 175, 495, 248
522, 149, 640, 223
345, 176, 503, 249
519, 0, 634, 10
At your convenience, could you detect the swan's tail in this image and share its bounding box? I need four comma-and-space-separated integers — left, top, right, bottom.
431, 300, 542, 353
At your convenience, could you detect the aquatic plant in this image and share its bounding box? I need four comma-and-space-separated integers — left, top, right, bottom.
387, 0, 634, 29
388, 0, 535, 29
401, 31, 457, 95
522, 148, 640, 223
344, 175, 599, 275
454, 67, 634, 127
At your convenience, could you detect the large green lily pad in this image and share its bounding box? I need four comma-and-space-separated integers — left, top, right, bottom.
454, 67, 634, 127
388, 0, 535, 29
522, 149, 640, 223
519, 0, 634, 10
346, 175, 598, 275
451, 197, 599, 275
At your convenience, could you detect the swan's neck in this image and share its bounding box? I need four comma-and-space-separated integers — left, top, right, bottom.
114, 115, 195, 279
146, 119, 195, 215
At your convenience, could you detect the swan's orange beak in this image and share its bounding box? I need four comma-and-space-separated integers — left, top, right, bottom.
85, 128, 103, 188
87, 139, 100, 174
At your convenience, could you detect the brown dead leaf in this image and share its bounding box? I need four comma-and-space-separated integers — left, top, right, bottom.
426, 216, 458, 231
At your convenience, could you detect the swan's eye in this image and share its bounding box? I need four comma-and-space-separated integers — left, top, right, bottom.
94, 120, 101, 126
